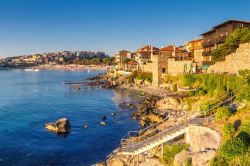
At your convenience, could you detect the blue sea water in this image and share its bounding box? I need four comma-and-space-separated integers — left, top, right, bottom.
0, 70, 140, 166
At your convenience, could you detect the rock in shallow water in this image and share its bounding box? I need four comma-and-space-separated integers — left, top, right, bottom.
100, 121, 106, 126
102, 115, 107, 121
45, 118, 71, 134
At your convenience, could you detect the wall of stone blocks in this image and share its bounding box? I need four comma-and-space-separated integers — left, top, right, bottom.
168, 59, 193, 75
208, 42, 250, 74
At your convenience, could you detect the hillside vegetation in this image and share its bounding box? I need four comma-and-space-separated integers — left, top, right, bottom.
164, 70, 250, 165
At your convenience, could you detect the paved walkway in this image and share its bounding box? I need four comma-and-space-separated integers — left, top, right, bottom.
119, 117, 207, 155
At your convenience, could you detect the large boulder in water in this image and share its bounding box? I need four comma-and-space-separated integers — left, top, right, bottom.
45, 118, 71, 133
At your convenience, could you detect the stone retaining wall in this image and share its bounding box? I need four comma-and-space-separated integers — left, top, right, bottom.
168, 59, 193, 75
208, 42, 250, 74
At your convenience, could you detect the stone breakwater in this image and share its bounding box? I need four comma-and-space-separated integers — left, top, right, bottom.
208, 42, 250, 74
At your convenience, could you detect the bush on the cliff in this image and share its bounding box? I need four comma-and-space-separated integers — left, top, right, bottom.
210, 155, 229, 166
238, 70, 250, 101
162, 144, 188, 165
222, 123, 236, 139
164, 74, 179, 84
220, 137, 247, 160
240, 118, 250, 136
216, 106, 232, 121
200, 101, 217, 115
196, 88, 207, 96
178, 74, 197, 88
237, 131, 250, 146
134, 72, 152, 83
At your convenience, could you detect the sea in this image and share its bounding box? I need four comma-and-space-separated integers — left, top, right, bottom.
0, 69, 141, 166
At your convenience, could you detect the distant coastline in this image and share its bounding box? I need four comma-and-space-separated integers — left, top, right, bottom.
31, 64, 110, 71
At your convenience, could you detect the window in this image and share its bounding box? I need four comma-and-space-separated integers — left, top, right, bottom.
162, 68, 166, 73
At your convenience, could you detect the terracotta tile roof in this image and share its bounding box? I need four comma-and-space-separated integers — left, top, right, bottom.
137, 45, 159, 52
159, 45, 183, 52
127, 61, 137, 65
188, 38, 204, 43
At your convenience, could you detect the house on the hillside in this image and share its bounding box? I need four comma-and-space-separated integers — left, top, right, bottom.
201, 20, 250, 61
159, 45, 189, 60
115, 50, 132, 70
135, 45, 159, 63
185, 38, 205, 69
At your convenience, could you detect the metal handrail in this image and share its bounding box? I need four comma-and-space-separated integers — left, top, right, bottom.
120, 90, 242, 153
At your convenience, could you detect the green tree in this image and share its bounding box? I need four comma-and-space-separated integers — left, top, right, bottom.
220, 137, 247, 160
222, 123, 236, 139
216, 106, 232, 121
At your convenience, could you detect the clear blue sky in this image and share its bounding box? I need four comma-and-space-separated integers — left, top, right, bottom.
0, 0, 250, 57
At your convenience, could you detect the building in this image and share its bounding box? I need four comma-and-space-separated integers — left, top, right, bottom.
115, 50, 132, 63
115, 50, 132, 70
138, 45, 194, 86
201, 20, 250, 59
135, 45, 159, 63
159, 45, 189, 60
185, 39, 204, 65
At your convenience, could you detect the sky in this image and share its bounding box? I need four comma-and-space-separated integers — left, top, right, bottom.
0, 0, 250, 57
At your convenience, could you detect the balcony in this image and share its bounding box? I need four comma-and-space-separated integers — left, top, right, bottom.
202, 42, 215, 48
216, 36, 227, 44
202, 51, 212, 56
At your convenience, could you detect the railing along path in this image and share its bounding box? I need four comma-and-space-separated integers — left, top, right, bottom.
117, 90, 240, 155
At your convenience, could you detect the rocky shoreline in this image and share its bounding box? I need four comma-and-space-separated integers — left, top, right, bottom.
93, 73, 194, 166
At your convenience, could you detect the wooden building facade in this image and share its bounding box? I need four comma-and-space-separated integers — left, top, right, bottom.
201, 20, 250, 57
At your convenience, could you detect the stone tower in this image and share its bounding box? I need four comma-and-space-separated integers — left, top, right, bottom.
152, 54, 168, 87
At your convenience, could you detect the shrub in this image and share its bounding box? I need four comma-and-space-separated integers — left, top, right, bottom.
210, 155, 229, 166
171, 84, 178, 92
134, 72, 152, 83
188, 91, 195, 97
213, 88, 227, 100
164, 75, 179, 84
240, 118, 250, 135
238, 69, 250, 84
178, 74, 197, 87
163, 144, 188, 165
216, 106, 232, 121
200, 101, 217, 116
219, 137, 247, 160
237, 131, 250, 146
237, 151, 250, 166
222, 123, 235, 139
196, 89, 207, 96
